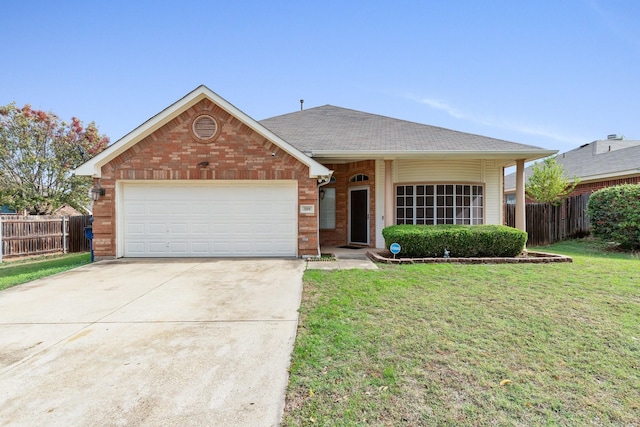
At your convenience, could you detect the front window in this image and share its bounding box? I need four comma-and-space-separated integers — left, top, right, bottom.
396, 184, 484, 225
319, 187, 336, 229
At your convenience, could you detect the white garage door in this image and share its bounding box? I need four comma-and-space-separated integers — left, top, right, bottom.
122, 181, 298, 257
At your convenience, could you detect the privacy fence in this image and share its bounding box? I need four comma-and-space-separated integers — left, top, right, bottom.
0, 215, 91, 260
505, 193, 591, 246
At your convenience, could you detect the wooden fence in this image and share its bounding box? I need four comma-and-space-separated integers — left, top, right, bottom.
0, 215, 92, 260
505, 194, 591, 246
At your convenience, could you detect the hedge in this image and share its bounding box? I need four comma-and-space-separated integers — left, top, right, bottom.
382, 224, 527, 258
587, 184, 640, 250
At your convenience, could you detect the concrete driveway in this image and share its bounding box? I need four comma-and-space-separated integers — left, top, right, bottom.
0, 258, 304, 427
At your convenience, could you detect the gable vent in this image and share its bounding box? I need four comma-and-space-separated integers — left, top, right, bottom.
192, 115, 218, 140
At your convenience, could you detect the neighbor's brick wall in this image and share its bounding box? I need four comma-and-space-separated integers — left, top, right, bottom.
319, 160, 376, 247
568, 175, 640, 197
92, 98, 319, 258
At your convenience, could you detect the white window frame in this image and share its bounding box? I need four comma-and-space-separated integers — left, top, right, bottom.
396, 184, 484, 225
319, 187, 336, 229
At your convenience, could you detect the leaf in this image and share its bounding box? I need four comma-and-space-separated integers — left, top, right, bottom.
309, 388, 314, 397
500, 379, 512, 386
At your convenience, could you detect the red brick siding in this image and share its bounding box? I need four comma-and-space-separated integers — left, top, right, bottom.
319, 160, 376, 247
568, 175, 640, 197
92, 99, 319, 258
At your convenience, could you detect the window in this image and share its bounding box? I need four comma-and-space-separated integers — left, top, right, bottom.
319, 187, 336, 229
349, 174, 369, 183
396, 184, 484, 225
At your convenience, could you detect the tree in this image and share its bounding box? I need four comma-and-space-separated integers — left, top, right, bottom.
525, 157, 580, 205
587, 184, 640, 250
0, 103, 109, 214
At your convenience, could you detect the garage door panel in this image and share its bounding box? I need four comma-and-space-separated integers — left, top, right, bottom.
148, 242, 168, 254
127, 223, 145, 234
148, 224, 167, 235
123, 182, 297, 257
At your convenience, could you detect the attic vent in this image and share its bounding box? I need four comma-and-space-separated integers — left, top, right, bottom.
192, 115, 218, 141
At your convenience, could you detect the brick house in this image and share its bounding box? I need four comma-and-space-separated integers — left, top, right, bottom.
504, 136, 640, 203
75, 86, 554, 259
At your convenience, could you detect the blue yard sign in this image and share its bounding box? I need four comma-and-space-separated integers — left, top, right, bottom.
389, 242, 401, 258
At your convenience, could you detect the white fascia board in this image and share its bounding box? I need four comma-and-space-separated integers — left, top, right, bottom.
310, 149, 557, 162
74, 85, 331, 179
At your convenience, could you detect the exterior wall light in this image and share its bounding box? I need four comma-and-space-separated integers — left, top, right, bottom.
91, 187, 106, 201
319, 189, 326, 200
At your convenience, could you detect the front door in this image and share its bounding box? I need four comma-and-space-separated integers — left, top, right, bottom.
349, 187, 369, 245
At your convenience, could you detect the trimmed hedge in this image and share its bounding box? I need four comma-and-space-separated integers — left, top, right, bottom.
382, 224, 527, 258
587, 184, 640, 250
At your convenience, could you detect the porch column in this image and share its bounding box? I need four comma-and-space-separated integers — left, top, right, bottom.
515, 159, 526, 232
384, 160, 394, 227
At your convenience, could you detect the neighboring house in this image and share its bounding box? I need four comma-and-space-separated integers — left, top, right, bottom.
53, 204, 86, 217
74, 85, 555, 259
505, 136, 640, 203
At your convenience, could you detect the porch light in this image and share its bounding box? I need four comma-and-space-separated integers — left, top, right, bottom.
319, 189, 326, 200
90, 186, 106, 201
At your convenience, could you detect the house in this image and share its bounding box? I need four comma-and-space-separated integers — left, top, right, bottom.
74, 85, 555, 259
53, 204, 87, 217
504, 136, 640, 203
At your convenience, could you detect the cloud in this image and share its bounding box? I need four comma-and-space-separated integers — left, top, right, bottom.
406, 94, 584, 145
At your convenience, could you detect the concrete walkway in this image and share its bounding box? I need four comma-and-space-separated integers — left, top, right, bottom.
0, 259, 304, 427
305, 246, 379, 271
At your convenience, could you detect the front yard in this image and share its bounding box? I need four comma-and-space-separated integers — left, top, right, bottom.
284, 239, 640, 426
0, 253, 91, 291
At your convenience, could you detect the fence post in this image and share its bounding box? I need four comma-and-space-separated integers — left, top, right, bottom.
62, 216, 68, 254
0, 216, 3, 264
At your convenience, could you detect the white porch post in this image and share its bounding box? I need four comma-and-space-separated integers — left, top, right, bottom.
384, 160, 394, 227
515, 159, 526, 232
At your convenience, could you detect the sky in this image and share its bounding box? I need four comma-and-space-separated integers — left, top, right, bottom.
2, 0, 639, 159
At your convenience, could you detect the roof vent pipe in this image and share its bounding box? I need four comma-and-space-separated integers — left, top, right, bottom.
300, 99, 304, 111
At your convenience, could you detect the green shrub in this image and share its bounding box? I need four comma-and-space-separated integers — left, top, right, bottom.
382, 224, 527, 258
587, 184, 640, 250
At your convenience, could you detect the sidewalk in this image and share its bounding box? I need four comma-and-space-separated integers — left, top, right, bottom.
305, 246, 378, 270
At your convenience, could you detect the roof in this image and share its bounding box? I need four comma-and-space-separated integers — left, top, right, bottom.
74, 86, 331, 179
260, 105, 556, 163
504, 139, 640, 192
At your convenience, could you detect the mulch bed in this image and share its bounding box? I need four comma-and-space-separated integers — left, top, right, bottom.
368, 250, 572, 264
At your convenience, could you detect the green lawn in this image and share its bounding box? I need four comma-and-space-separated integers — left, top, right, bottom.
284, 239, 640, 426
0, 253, 91, 290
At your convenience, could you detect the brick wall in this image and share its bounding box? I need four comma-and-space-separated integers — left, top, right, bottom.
319, 160, 376, 247
569, 175, 640, 197
92, 99, 319, 258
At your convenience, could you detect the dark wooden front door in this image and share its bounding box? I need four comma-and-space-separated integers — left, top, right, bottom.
350, 188, 368, 244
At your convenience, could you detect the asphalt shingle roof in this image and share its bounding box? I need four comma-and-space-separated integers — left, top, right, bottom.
259, 105, 548, 154
504, 139, 640, 190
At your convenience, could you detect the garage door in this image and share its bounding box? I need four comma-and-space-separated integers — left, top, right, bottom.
122, 181, 298, 257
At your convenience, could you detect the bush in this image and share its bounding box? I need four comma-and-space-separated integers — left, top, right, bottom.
587, 184, 640, 250
382, 224, 527, 258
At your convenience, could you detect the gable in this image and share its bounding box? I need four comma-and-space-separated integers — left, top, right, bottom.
74, 86, 331, 179
103, 99, 309, 181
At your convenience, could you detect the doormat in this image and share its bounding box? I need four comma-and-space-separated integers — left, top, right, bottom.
339, 245, 366, 249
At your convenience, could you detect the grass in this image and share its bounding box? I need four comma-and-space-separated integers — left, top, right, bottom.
284, 238, 640, 426
0, 253, 91, 290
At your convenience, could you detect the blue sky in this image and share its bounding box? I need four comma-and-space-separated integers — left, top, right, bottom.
2, 0, 639, 156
